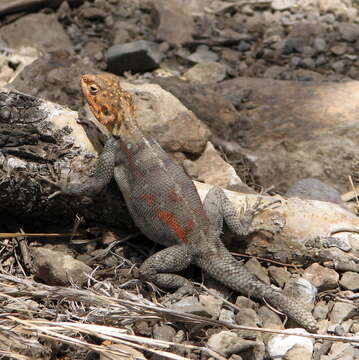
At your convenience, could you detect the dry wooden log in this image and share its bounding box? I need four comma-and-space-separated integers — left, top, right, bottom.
1, 87, 359, 265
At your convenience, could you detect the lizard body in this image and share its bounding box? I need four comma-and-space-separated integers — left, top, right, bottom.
65, 73, 318, 332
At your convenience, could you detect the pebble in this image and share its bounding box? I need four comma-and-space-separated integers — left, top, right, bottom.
271, 0, 296, 11
208, 331, 257, 357
106, 40, 164, 74
267, 329, 314, 359
304, 263, 339, 291
330, 302, 356, 324
313, 37, 327, 52
339, 271, 359, 291
184, 62, 226, 84
187, 45, 218, 63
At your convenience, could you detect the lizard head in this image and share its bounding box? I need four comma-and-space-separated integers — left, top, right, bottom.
80, 73, 135, 134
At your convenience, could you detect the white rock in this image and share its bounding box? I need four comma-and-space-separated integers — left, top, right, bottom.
267, 328, 314, 358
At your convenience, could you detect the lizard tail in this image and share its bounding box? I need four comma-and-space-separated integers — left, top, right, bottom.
195, 243, 318, 332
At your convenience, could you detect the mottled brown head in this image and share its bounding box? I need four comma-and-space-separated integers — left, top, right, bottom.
80, 73, 135, 133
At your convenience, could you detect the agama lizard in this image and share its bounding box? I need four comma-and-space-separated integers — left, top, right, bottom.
60, 73, 318, 332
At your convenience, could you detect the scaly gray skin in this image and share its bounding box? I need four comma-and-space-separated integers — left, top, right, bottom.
61, 73, 318, 332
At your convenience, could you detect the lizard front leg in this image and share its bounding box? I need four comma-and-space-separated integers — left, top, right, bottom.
57, 136, 119, 197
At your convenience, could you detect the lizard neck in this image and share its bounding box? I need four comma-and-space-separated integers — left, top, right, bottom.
113, 111, 145, 146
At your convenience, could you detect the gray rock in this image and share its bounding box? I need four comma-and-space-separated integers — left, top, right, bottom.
303, 263, 339, 291
235, 308, 262, 328
284, 277, 317, 305
31, 247, 92, 286
0, 13, 73, 53
332, 60, 346, 73
328, 342, 357, 360
285, 178, 344, 206
184, 62, 226, 84
244, 258, 270, 285
153, 323, 176, 342
330, 43, 347, 55
150, 0, 194, 46
169, 296, 211, 317
258, 306, 283, 329
313, 301, 329, 321
271, 0, 295, 11
268, 266, 290, 288
199, 294, 222, 319
106, 40, 164, 75
219, 309, 236, 324
284, 345, 313, 360
187, 45, 218, 63
330, 302, 356, 324
207, 331, 257, 357
339, 271, 359, 291
313, 37, 327, 52
338, 23, 359, 42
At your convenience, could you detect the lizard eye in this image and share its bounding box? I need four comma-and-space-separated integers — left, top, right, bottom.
89, 84, 99, 95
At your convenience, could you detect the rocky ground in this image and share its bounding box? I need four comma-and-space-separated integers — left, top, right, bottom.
0, 0, 359, 359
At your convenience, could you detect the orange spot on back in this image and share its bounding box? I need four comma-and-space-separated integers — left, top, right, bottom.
157, 210, 190, 244
139, 193, 156, 207
168, 188, 181, 202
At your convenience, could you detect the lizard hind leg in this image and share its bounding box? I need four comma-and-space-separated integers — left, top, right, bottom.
136, 244, 196, 301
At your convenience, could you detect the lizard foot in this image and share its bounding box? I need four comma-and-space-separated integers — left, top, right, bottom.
239, 196, 281, 235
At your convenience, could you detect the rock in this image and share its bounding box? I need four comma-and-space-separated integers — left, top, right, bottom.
187, 45, 219, 63
330, 302, 356, 324
219, 308, 236, 324
183, 142, 243, 189
271, 0, 295, 11
331, 43, 347, 55
235, 308, 262, 328
338, 23, 359, 42
80, 6, 108, 20
169, 296, 211, 317
267, 329, 314, 359
327, 342, 357, 360
244, 258, 270, 285
99, 344, 146, 360
284, 345, 312, 360
211, 77, 359, 193
235, 296, 258, 310
106, 40, 164, 75
258, 306, 283, 329
284, 277, 317, 305
313, 37, 327, 52
121, 81, 210, 154
0, 13, 73, 53
207, 331, 257, 357
317, 0, 351, 17
152, 77, 239, 137
313, 301, 329, 321
268, 266, 290, 288
332, 60, 346, 73
303, 263, 339, 291
285, 178, 345, 207
339, 271, 359, 291
150, 0, 194, 46
199, 294, 222, 319
183, 62, 226, 84
11, 51, 98, 111
152, 323, 176, 342
31, 247, 92, 286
